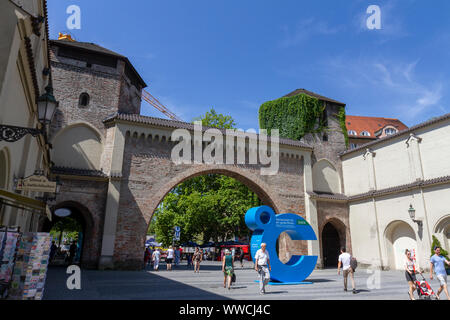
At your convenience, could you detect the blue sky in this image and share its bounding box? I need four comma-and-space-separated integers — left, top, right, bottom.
48, 0, 450, 130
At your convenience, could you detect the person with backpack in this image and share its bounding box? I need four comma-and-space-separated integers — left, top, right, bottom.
337, 247, 356, 294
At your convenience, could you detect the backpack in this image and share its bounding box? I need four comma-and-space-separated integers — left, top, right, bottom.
350, 257, 358, 271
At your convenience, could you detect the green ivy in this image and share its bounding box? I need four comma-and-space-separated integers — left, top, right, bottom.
258, 93, 327, 140
338, 107, 349, 147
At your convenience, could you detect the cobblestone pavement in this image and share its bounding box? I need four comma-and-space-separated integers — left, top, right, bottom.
43, 261, 438, 300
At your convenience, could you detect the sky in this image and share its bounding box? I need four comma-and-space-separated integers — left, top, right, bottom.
47, 0, 450, 130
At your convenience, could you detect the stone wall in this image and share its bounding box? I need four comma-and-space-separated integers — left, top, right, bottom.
112, 133, 308, 269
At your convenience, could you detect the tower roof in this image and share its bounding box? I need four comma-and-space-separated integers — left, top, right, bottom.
283, 88, 346, 106
50, 39, 147, 88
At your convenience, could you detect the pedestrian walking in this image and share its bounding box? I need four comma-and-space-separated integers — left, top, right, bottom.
144, 247, 151, 269
174, 247, 180, 266
337, 247, 356, 294
193, 247, 203, 273
254, 243, 271, 294
49, 241, 57, 263
404, 249, 418, 300
430, 246, 450, 300
222, 249, 234, 290
68, 241, 78, 265
152, 248, 160, 271
166, 245, 174, 271
186, 253, 192, 268
238, 248, 245, 268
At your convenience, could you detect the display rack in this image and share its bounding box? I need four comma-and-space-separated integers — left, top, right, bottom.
0, 226, 21, 299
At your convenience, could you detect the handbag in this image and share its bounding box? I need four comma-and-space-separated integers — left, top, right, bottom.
231, 272, 236, 283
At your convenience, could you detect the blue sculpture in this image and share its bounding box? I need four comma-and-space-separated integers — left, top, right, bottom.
245, 205, 317, 283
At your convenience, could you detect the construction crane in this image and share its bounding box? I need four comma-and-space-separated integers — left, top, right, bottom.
141, 89, 183, 122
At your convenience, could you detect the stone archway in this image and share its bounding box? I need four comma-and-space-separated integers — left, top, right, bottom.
42, 201, 96, 268
384, 221, 417, 270
321, 218, 347, 268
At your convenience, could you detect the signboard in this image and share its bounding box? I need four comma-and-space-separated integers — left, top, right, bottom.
173, 226, 180, 241
16, 175, 57, 193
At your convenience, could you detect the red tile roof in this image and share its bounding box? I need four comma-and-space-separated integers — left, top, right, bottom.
346, 115, 408, 138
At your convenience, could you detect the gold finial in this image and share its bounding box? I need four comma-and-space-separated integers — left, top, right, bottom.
58, 32, 75, 42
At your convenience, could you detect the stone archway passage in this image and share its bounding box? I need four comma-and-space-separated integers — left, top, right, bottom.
42, 201, 96, 268
322, 222, 341, 268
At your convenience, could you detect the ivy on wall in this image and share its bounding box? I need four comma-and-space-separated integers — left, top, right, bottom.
338, 107, 349, 147
258, 93, 327, 140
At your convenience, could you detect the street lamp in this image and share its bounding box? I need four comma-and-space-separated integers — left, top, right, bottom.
0, 86, 58, 142
408, 204, 422, 226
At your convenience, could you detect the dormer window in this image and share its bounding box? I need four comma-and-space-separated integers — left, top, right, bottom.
385, 128, 397, 135
348, 130, 357, 135
360, 131, 371, 137
79, 92, 90, 107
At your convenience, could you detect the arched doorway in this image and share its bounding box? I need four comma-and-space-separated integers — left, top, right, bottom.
385, 221, 417, 270
322, 222, 341, 268
41, 201, 94, 267
434, 216, 450, 252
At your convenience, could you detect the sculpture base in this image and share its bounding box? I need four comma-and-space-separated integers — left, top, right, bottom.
253, 280, 313, 285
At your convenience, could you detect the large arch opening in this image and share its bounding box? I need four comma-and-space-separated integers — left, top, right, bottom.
146, 169, 279, 265
41, 201, 95, 267
384, 221, 417, 270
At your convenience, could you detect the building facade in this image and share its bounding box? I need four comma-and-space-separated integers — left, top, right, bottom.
0, 0, 53, 231
341, 114, 450, 270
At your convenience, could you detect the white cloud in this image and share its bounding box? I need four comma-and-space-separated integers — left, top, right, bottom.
322, 56, 446, 121
280, 18, 342, 48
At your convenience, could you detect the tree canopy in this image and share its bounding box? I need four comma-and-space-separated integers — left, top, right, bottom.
149, 108, 261, 246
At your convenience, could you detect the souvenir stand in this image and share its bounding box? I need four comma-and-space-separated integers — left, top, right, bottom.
0, 226, 21, 299
0, 226, 51, 300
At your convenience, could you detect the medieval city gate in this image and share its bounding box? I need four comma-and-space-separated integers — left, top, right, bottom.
92, 114, 320, 269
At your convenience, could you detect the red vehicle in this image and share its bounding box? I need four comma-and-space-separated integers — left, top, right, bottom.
216, 244, 251, 261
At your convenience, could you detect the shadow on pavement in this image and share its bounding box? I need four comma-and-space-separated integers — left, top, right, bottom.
44, 266, 231, 300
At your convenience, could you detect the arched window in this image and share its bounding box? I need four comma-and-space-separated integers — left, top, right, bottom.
360, 131, 371, 137
348, 130, 357, 136
79, 93, 90, 107
385, 128, 397, 136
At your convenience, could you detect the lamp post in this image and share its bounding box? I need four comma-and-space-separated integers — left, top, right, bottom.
0, 86, 58, 142
408, 204, 423, 227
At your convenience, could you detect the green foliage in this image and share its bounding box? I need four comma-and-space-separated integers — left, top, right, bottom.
192, 108, 236, 129
431, 235, 449, 262
259, 93, 327, 140
151, 175, 260, 247
150, 109, 260, 247
338, 107, 349, 147
49, 217, 82, 244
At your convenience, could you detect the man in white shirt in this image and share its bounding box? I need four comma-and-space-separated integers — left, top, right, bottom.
152, 249, 160, 271
337, 247, 356, 294
166, 246, 174, 271
254, 243, 271, 294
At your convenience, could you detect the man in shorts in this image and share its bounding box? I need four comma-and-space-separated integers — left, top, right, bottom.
430, 246, 450, 300
338, 247, 356, 294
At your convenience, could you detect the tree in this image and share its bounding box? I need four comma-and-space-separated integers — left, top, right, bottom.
431, 235, 449, 262
150, 108, 261, 247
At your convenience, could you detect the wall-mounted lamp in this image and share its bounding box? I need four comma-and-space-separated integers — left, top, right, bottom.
0, 86, 58, 142
408, 204, 422, 227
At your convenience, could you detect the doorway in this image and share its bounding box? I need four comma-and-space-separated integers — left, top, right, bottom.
322, 222, 341, 268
